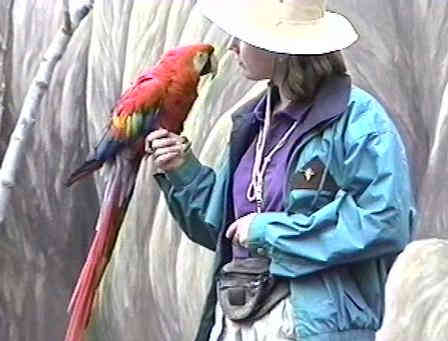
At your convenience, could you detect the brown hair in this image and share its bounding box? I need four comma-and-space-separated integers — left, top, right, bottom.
280, 51, 347, 102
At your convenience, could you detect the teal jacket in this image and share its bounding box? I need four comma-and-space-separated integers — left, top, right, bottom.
155, 75, 415, 341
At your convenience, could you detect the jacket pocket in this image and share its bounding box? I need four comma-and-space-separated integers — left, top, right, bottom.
289, 157, 339, 193
286, 157, 339, 215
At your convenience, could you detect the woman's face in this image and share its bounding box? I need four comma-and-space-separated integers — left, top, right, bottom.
228, 37, 276, 81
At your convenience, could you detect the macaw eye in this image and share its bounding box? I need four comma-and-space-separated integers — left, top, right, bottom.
193, 52, 209, 72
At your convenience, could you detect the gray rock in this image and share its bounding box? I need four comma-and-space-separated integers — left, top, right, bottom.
377, 239, 448, 341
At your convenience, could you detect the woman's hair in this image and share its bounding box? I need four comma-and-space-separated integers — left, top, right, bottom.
280, 51, 347, 102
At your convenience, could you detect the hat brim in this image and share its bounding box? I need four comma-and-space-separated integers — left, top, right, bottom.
197, 0, 358, 55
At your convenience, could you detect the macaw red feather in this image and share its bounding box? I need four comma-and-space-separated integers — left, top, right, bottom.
64, 43, 215, 341
65, 155, 138, 341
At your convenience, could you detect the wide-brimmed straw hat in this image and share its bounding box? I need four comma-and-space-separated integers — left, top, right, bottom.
197, 0, 358, 55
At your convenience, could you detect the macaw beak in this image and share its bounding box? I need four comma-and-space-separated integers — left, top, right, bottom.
200, 53, 218, 79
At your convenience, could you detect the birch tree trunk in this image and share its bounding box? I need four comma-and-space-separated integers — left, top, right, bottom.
0, 0, 13, 160
0, 0, 94, 224
0, 42, 5, 136
0, 1, 98, 340
0, 31, 5, 131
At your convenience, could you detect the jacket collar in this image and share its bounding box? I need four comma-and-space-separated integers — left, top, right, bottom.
229, 73, 352, 170
298, 73, 351, 135
251, 74, 351, 125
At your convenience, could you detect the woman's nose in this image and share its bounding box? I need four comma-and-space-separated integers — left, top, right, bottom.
227, 36, 240, 54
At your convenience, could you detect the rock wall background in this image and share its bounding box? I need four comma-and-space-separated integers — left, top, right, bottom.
0, 1, 447, 340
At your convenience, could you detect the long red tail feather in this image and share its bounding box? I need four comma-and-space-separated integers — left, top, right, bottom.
65, 156, 140, 341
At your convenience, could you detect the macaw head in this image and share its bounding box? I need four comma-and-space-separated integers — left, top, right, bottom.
161, 44, 218, 79
191, 44, 218, 77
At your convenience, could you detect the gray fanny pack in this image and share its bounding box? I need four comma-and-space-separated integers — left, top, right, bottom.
217, 257, 290, 321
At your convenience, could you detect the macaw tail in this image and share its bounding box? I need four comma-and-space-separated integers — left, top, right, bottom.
65, 134, 124, 187
64, 159, 104, 187
64, 154, 140, 341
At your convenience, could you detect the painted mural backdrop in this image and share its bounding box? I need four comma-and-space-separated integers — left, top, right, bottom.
0, 1, 447, 340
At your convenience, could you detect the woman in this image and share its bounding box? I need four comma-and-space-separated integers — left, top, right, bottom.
146, 0, 415, 340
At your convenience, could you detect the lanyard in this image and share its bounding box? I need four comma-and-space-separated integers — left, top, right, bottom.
246, 84, 298, 213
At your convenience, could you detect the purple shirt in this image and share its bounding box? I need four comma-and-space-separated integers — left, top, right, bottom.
233, 89, 312, 219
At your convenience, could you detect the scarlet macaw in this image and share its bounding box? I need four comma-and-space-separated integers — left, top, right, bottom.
64, 43, 217, 341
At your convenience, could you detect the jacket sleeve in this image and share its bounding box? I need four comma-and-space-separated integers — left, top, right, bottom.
154, 151, 227, 251
247, 130, 416, 278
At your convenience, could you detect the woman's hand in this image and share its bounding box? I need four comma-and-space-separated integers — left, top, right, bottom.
145, 129, 191, 172
225, 213, 258, 248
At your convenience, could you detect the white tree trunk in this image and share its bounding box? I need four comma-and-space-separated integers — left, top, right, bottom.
0, 0, 12, 143
0, 40, 5, 130
0, 0, 94, 224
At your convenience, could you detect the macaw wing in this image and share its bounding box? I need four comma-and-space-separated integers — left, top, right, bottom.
110, 76, 165, 142
65, 74, 164, 186
91, 77, 165, 162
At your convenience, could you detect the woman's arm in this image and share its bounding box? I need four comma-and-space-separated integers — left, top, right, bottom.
246, 130, 415, 278
148, 129, 225, 251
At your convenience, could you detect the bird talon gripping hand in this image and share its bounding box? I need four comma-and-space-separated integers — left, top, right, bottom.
64, 44, 216, 341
